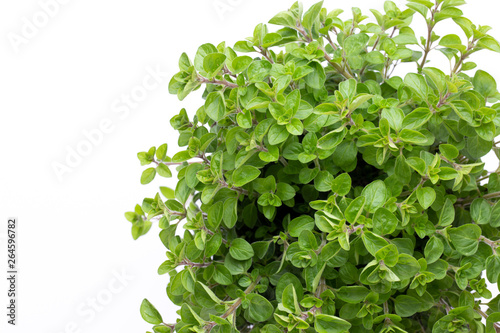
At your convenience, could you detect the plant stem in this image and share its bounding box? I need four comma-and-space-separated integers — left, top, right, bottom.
476, 308, 500, 331
258, 46, 274, 64
320, 46, 355, 79
480, 235, 500, 250
452, 40, 476, 74
163, 323, 176, 331
204, 277, 262, 332
456, 191, 500, 205
202, 227, 228, 244
178, 259, 212, 268
153, 160, 203, 166
279, 156, 289, 167
295, 21, 354, 79
418, 3, 440, 73
198, 75, 238, 88
218, 178, 251, 196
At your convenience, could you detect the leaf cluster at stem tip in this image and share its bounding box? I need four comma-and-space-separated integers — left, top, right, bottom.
128, 0, 500, 332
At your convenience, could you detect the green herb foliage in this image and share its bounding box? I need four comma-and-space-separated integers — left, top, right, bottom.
127, 1, 500, 332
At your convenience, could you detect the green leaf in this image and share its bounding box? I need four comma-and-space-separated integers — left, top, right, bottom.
375, 244, 399, 267
406, 3, 428, 18
486, 255, 500, 283
332, 173, 352, 196
362, 231, 389, 256
381, 107, 404, 131
223, 197, 238, 228
298, 230, 318, 251
233, 165, 261, 187
478, 36, 500, 53
317, 128, 346, 150
344, 33, 370, 56
229, 238, 254, 260
293, 65, 315, 80
276, 273, 304, 303
402, 107, 432, 130
196, 282, 222, 305
141, 168, 156, 185
399, 129, 428, 145
448, 224, 482, 256
337, 286, 371, 303
282, 284, 301, 314
491, 201, 500, 228
339, 79, 357, 102
232, 56, 253, 74
361, 180, 389, 213
314, 314, 352, 333
156, 143, 168, 160
365, 51, 385, 64
450, 100, 473, 123
406, 156, 426, 176
395, 295, 420, 317
424, 236, 444, 264
391, 254, 420, 280
486, 313, 500, 333
373, 207, 399, 235
286, 118, 304, 135
247, 293, 274, 322
268, 124, 289, 145
302, 1, 324, 31
471, 198, 491, 225
194, 43, 218, 73
159, 186, 175, 199
203, 53, 226, 75
440, 144, 459, 160
345, 196, 366, 224
269, 11, 296, 27
276, 182, 296, 201
140, 299, 163, 324
205, 91, 226, 122
213, 265, 233, 285
473, 69, 498, 98
156, 163, 172, 178
304, 60, 326, 89
416, 187, 436, 209
439, 198, 455, 226
422, 67, 447, 94
248, 60, 272, 82
404, 73, 429, 100
262, 33, 283, 48
289, 215, 315, 237
453, 17, 473, 39
439, 34, 466, 53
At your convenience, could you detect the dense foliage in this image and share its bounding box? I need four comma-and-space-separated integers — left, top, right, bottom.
126, 0, 500, 331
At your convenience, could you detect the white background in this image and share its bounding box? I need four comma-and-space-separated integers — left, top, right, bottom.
1, 0, 500, 332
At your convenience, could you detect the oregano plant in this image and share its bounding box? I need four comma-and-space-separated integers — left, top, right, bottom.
126, 0, 500, 332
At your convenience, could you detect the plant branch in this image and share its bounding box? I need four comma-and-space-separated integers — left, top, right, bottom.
205, 277, 262, 331
198, 75, 239, 88
452, 40, 476, 74
202, 226, 228, 244
178, 259, 212, 268
456, 191, 500, 205
480, 235, 500, 250
418, 3, 440, 73
258, 46, 274, 64
295, 21, 354, 79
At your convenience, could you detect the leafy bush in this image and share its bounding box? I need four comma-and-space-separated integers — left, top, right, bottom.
126, 0, 500, 332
